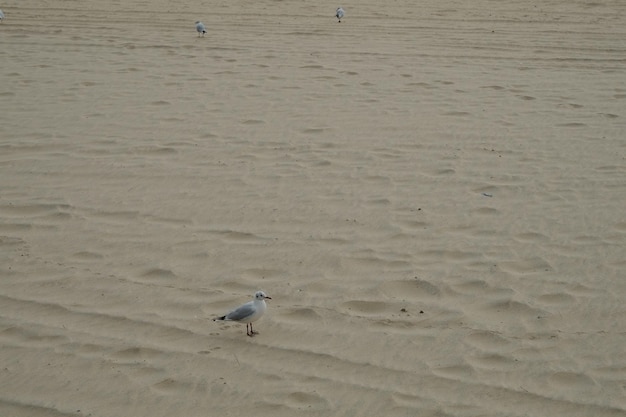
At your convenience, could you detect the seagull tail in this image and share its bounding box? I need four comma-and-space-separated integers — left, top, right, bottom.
213, 315, 226, 321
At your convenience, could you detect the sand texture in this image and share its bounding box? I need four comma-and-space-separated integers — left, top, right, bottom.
1, 0, 625, 415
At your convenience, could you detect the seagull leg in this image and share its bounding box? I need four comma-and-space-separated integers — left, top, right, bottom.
247, 323, 259, 337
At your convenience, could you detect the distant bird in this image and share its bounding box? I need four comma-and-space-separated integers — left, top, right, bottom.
213, 291, 272, 337
195, 21, 206, 37
0, 9, 5, 22
335, 7, 344, 23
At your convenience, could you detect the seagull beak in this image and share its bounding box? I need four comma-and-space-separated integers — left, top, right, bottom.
265, 296, 272, 300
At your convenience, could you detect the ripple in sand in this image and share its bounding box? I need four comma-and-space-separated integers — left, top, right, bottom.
451, 279, 491, 294
467, 353, 517, 371
393, 220, 429, 230
557, 122, 587, 128
76, 343, 108, 356
379, 278, 442, 300
111, 346, 164, 361
276, 308, 322, 323
482, 298, 548, 321
284, 391, 329, 410
139, 268, 177, 281
567, 284, 602, 297
548, 371, 596, 390
537, 293, 575, 305
301, 127, 330, 134
471, 207, 499, 216
152, 378, 194, 395
315, 236, 349, 246
341, 300, 391, 316
595, 165, 623, 172
128, 366, 166, 382
431, 364, 476, 380
131, 145, 177, 156
0, 223, 35, 232
340, 256, 412, 271
390, 393, 425, 408
241, 119, 265, 125
0, 236, 26, 247
481, 85, 506, 90
0, 203, 71, 217
499, 257, 552, 274
589, 366, 626, 380
72, 251, 104, 260
434, 168, 456, 176
514, 232, 550, 242
464, 330, 511, 351
206, 229, 265, 242
443, 111, 471, 117
420, 249, 481, 262
0, 326, 70, 347
91, 209, 141, 223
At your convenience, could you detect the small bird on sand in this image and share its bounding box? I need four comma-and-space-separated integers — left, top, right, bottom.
335, 7, 345, 23
213, 291, 272, 337
195, 21, 206, 37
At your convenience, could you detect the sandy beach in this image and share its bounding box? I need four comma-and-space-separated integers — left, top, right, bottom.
1, 0, 625, 415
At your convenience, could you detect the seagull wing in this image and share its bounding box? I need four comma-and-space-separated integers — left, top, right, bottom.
224, 301, 256, 321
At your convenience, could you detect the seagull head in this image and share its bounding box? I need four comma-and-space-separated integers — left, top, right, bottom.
255, 291, 271, 300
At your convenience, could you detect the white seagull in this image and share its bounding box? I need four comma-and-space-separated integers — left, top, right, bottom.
195, 21, 206, 37
0, 9, 5, 22
213, 291, 272, 337
335, 7, 344, 23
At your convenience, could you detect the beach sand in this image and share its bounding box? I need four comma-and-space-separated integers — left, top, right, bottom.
1, 0, 625, 415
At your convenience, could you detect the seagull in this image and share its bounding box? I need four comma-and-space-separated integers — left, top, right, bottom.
195, 21, 206, 37
213, 291, 272, 337
335, 7, 344, 23
0, 9, 5, 22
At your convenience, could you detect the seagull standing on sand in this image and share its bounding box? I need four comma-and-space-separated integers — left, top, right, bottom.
0, 9, 5, 22
336, 7, 344, 23
195, 21, 206, 37
213, 291, 272, 337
